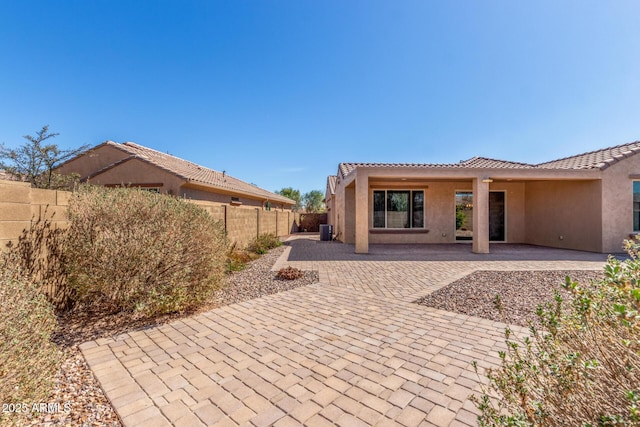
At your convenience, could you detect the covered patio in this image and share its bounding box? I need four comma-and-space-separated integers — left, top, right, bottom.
338, 166, 602, 254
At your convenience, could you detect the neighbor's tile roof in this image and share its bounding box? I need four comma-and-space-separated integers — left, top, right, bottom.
103, 141, 294, 204
337, 141, 640, 177
536, 141, 640, 170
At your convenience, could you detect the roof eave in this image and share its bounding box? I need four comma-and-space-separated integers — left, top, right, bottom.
183, 180, 295, 205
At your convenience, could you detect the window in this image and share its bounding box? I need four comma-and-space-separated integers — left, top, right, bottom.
634, 182, 640, 232
373, 190, 424, 228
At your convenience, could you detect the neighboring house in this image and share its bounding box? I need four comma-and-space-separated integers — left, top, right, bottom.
56, 141, 295, 210
328, 141, 640, 254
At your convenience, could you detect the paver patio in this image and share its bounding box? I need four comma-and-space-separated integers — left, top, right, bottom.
81, 237, 609, 426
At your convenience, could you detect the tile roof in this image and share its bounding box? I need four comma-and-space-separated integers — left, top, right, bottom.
101, 141, 295, 204
459, 157, 535, 169
326, 175, 337, 195
337, 157, 533, 177
337, 141, 640, 177
338, 162, 453, 177
536, 141, 640, 170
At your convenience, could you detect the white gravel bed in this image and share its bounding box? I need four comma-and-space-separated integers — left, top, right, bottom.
13, 245, 316, 427
416, 270, 603, 327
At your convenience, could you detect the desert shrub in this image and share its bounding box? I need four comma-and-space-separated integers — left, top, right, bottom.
226, 243, 258, 272
474, 240, 640, 426
5, 211, 72, 310
247, 233, 282, 254
0, 255, 60, 410
64, 185, 228, 316
276, 266, 304, 280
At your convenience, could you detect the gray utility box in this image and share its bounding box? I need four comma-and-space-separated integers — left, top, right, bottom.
319, 224, 333, 241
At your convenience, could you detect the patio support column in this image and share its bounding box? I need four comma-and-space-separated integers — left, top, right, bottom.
472, 176, 490, 254
355, 169, 369, 254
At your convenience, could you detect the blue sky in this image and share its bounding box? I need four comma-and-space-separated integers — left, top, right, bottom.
1, 1, 640, 195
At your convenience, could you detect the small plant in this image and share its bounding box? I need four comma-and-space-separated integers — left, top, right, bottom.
247, 233, 282, 255
226, 243, 258, 272
64, 185, 228, 316
0, 255, 61, 413
276, 266, 304, 280
473, 239, 640, 426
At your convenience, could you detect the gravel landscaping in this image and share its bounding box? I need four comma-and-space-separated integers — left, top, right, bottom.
16, 245, 316, 427
416, 270, 603, 327
216, 247, 319, 305
12, 253, 605, 426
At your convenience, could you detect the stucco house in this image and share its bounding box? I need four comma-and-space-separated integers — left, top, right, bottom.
327, 141, 640, 254
324, 175, 337, 229
56, 141, 295, 210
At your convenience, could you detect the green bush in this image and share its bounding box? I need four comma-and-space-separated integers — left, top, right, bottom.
455, 204, 466, 230
64, 185, 228, 316
0, 255, 60, 410
247, 233, 282, 255
474, 240, 640, 426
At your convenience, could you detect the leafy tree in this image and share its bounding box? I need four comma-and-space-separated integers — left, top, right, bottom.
455, 204, 466, 229
275, 187, 302, 212
0, 125, 89, 189
303, 190, 325, 213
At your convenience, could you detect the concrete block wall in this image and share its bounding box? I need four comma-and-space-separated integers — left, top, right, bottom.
0, 180, 70, 250
191, 201, 300, 248
0, 180, 299, 250
189, 200, 226, 223
259, 211, 277, 237
278, 211, 295, 235
226, 207, 260, 248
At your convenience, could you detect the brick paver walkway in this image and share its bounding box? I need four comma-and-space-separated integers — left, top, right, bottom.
81, 237, 608, 426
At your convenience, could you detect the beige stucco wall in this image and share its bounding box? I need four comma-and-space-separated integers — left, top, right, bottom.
492, 182, 526, 243
600, 154, 640, 253
57, 143, 130, 179
84, 158, 186, 195
329, 176, 348, 243
366, 181, 526, 244
343, 186, 356, 244
331, 162, 640, 253
325, 195, 337, 236
331, 174, 527, 246
524, 180, 602, 252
